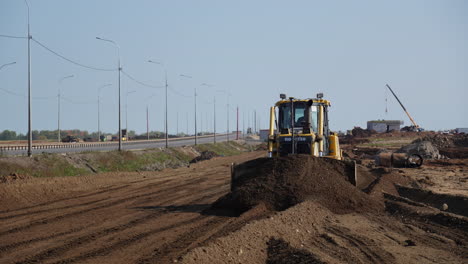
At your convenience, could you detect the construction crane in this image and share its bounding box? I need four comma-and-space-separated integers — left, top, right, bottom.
385, 84, 423, 132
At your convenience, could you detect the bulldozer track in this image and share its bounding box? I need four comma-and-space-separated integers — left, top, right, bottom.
0, 177, 218, 237
0, 184, 132, 214
13, 189, 227, 264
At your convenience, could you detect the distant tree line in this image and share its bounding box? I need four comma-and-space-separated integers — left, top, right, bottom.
0, 129, 194, 141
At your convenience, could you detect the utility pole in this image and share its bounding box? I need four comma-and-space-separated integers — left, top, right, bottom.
213, 96, 216, 143
97, 37, 122, 151
148, 60, 167, 147
125, 90, 136, 141
254, 110, 257, 134
242, 111, 245, 138
97, 87, 101, 141
227, 99, 229, 142
247, 111, 250, 134
165, 72, 168, 147
146, 105, 149, 140
58, 75, 74, 142
176, 112, 179, 136
25, 0, 32, 157
186, 112, 188, 135
194, 88, 197, 145
236, 106, 239, 140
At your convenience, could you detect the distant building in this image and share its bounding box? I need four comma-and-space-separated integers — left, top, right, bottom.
456, 128, 468, 134
367, 120, 403, 133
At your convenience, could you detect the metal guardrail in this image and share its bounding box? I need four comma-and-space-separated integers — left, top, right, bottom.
0, 133, 231, 152
0, 142, 114, 151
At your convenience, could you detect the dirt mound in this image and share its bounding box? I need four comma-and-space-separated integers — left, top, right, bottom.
396, 141, 442, 159
338, 135, 370, 145
266, 238, 325, 264
209, 155, 381, 216
190, 151, 219, 163
413, 134, 468, 149
352, 127, 376, 138
453, 134, 468, 147
439, 147, 468, 159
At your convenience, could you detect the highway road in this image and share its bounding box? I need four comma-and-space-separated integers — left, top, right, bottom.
0, 134, 234, 156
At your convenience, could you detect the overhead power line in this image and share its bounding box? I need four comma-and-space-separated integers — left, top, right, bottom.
0, 87, 55, 100
32, 38, 117, 72
121, 69, 164, 89
168, 86, 192, 98
0, 34, 27, 39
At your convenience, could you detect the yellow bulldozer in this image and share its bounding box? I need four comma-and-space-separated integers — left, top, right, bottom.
267, 93, 343, 160
228, 92, 356, 203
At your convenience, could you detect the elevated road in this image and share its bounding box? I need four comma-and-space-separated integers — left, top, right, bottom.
0, 134, 234, 156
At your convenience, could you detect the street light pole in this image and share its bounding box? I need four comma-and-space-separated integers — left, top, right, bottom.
236, 106, 239, 140
24, 0, 32, 156
146, 105, 149, 140
58, 75, 74, 142
98, 84, 112, 142
194, 87, 197, 145
179, 74, 195, 144
216, 89, 230, 142
213, 96, 216, 143
125, 90, 136, 140
96, 37, 121, 151
165, 71, 168, 147
148, 60, 167, 148
227, 97, 229, 142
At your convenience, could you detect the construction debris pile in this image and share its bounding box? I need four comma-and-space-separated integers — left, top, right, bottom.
411, 134, 468, 159
396, 141, 443, 159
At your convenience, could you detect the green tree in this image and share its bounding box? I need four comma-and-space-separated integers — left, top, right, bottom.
0, 130, 17, 140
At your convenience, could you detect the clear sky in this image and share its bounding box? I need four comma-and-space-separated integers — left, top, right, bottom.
1, 0, 467, 135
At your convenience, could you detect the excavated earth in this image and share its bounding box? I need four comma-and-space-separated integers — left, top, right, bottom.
210, 155, 376, 216
0, 148, 467, 263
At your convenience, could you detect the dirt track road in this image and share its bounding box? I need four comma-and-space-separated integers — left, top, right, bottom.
0, 151, 265, 264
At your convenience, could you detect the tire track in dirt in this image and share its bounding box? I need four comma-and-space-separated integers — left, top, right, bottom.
0, 224, 93, 253
137, 217, 229, 264
0, 177, 212, 237
0, 177, 189, 221
137, 207, 270, 264
0, 198, 110, 221
0, 185, 131, 214
49, 215, 210, 264
15, 188, 228, 264
46, 188, 231, 264
0, 182, 229, 257
325, 226, 395, 264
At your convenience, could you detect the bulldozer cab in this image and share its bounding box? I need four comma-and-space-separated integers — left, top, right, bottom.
267, 93, 342, 160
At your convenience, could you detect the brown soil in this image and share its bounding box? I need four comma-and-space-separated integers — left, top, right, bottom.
266, 238, 325, 264
1, 145, 467, 263
211, 156, 377, 216
0, 152, 267, 264
181, 157, 467, 263
190, 151, 218, 163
